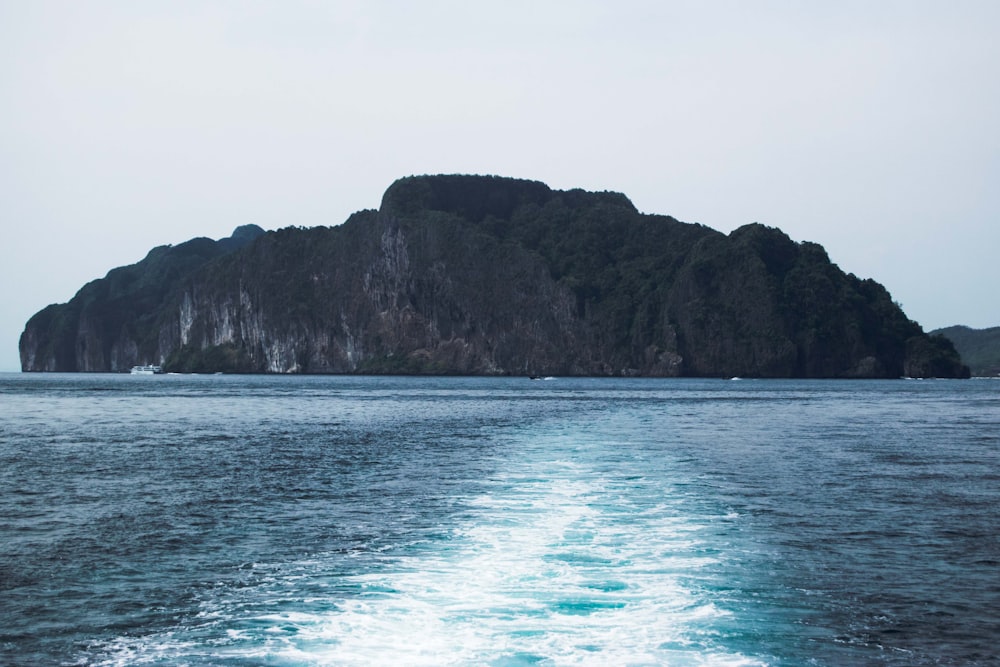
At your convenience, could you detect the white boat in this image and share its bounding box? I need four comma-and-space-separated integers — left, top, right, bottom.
130, 365, 164, 375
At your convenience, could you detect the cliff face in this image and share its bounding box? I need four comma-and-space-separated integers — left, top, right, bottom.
19, 225, 265, 372
20, 175, 970, 378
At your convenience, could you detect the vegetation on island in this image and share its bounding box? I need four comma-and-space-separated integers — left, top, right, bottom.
19, 175, 969, 378
931, 326, 1000, 376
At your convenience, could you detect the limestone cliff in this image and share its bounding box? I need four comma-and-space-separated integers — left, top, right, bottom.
19, 175, 970, 377
19, 225, 264, 372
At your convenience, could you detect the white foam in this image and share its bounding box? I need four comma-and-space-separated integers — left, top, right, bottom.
85, 431, 764, 666
260, 455, 764, 665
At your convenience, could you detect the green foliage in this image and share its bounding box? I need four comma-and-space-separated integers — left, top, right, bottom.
164, 343, 254, 374
450, 185, 692, 354
355, 353, 451, 375
21, 174, 972, 378
931, 326, 1000, 376
381, 174, 553, 221
904, 334, 970, 378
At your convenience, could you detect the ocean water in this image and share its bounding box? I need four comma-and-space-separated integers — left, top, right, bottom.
1, 374, 998, 666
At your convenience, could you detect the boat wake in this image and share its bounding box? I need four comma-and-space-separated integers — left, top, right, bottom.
83, 426, 760, 666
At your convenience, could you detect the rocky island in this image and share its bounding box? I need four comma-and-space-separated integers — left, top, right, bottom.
20, 175, 969, 378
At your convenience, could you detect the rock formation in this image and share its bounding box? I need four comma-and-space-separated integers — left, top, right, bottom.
20, 175, 970, 378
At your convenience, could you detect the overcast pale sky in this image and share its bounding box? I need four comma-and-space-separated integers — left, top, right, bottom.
2, 1, 998, 372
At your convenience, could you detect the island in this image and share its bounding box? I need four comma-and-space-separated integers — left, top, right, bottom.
20, 174, 969, 378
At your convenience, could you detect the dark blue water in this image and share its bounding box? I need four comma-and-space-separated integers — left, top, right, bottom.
1, 374, 998, 665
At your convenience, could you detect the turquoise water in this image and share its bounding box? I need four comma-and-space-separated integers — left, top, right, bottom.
1, 374, 998, 665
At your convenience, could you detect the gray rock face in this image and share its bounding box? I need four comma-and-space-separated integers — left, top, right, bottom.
19, 176, 969, 378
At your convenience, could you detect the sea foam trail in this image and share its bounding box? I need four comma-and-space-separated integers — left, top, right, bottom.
258, 432, 761, 666
14, 376, 996, 667
84, 420, 761, 666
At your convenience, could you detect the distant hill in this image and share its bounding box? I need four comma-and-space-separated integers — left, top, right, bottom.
20, 175, 969, 378
930, 326, 1000, 377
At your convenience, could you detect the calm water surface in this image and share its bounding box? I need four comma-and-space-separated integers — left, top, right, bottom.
1, 374, 998, 665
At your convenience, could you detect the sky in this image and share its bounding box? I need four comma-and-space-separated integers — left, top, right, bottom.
2, 1, 998, 372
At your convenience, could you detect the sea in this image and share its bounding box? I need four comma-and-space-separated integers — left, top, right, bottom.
1, 373, 998, 666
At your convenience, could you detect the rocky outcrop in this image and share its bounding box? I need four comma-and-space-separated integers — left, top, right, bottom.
19, 175, 970, 378
19, 225, 264, 372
